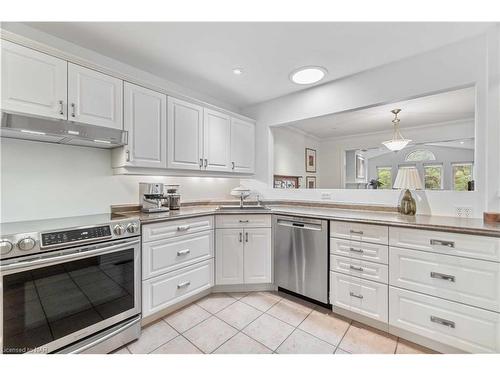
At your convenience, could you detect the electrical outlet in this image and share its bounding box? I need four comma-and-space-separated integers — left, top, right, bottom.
321, 192, 332, 200
455, 206, 473, 218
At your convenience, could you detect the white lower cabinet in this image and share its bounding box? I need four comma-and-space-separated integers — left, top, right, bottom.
143, 259, 214, 317
389, 286, 500, 353
215, 228, 244, 285
141, 216, 215, 318
330, 271, 388, 323
244, 228, 272, 284
215, 215, 272, 285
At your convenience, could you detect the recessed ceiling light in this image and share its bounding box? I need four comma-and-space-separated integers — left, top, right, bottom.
290, 66, 327, 85
232, 68, 243, 75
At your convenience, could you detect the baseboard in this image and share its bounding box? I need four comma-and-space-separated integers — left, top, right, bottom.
332, 306, 390, 333
211, 283, 276, 293
388, 326, 465, 354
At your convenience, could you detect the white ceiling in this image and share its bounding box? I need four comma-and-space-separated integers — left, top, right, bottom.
285, 86, 475, 138
22, 22, 492, 108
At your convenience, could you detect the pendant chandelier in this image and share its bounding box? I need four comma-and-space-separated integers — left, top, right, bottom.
382, 109, 411, 151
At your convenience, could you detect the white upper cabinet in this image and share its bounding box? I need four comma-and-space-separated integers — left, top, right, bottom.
68, 63, 123, 129
167, 97, 204, 170
1, 40, 67, 120
230, 117, 255, 173
117, 82, 167, 168
203, 109, 231, 171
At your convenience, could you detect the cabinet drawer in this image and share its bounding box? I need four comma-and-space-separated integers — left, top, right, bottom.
330, 238, 388, 264
389, 287, 500, 353
389, 247, 500, 312
142, 216, 214, 242
330, 271, 388, 322
142, 259, 214, 318
142, 230, 214, 280
330, 255, 388, 284
216, 214, 271, 228
389, 227, 500, 262
331, 221, 388, 245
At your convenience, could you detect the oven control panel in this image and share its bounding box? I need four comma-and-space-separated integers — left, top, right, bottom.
41, 225, 112, 247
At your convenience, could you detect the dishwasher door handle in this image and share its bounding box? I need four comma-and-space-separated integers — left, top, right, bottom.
276, 220, 322, 231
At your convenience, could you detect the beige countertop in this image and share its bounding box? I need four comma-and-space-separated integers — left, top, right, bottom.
115, 204, 500, 237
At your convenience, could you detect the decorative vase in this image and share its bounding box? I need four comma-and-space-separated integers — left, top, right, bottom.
399, 189, 416, 215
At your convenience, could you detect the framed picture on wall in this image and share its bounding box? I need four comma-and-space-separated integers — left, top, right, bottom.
355, 154, 366, 180
305, 148, 317, 173
306, 176, 316, 189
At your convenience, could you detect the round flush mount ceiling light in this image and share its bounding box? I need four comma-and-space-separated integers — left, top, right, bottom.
232, 68, 243, 75
290, 66, 327, 85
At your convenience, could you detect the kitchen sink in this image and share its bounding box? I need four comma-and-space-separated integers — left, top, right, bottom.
216, 205, 268, 211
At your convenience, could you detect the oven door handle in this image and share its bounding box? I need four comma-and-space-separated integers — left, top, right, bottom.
1, 238, 140, 273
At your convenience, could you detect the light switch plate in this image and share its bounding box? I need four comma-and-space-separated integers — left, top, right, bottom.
455, 206, 473, 218
321, 192, 332, 200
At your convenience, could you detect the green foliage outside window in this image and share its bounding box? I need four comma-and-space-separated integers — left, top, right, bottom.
377, 168, 392, 189
453, 164, 473, 191
424, 165, 442, 190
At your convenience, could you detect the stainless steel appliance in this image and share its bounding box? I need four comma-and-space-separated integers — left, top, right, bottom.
1, 111, 128, 149
165, 185, 181, 210
0, 214, 142, 354
140, 183, 169, 213
274, 215, 328, 304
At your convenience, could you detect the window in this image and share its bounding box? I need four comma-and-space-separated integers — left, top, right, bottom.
405, 149, 436, 162
424, 164, 443, 190
376, 167, 392, 189
453, 163, 473, 191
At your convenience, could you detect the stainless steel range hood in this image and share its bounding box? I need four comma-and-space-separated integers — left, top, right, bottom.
1, 111, 128, 149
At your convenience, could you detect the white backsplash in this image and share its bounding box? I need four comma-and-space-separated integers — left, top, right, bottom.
0, 138, 240, 222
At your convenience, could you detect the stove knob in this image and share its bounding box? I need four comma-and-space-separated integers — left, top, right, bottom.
127, 223, 139, 234
18, 237, 36, 251
0, 240, 13, 255
113, 224, 125, 236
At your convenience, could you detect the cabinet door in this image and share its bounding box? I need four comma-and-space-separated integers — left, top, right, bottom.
123, 82, 167, 168
1, 40, 67, 120
244, 228, 272, 284
203, 108, 231, 171
230, 118, 255, 173
68, 63, 123, 129
215, 229, 244, 285
167, 97, 204, 170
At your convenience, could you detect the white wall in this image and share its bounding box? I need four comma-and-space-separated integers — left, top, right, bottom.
273, 127, 321, 187
0, 138, 239, 222
243, 27, 500, 217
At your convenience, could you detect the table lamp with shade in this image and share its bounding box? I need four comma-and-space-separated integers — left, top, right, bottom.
393, 166, 423, 215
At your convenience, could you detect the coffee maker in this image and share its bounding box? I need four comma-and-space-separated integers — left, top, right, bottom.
140, 183, 169, 213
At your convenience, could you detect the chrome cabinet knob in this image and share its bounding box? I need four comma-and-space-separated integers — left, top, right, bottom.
17, 237, 35, 251
126, 223, 139, 234
113, 224, 125, 236
0, 240, 13, 255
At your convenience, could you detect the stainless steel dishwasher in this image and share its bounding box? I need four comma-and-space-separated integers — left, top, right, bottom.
274, 215, 328, 304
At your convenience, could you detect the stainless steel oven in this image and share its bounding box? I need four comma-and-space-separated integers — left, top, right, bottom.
1, 235, 141, 354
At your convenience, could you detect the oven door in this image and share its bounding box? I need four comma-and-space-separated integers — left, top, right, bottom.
1, 237, 141, 354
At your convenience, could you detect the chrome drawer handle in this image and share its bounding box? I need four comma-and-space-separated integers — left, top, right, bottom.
349, 247, 364, 253
59, 100, 64, 115
239, 220, 249, 223
177, 225, 190, 231
177, 249, 191, 256
430, 271, 455, 282
231, 161, 235, 170
349, 265, 364, 272
350, 230, 364, 235
349, 292, 363, 299
177, 281, 191, 289
430, 239, 455, 248
239, 232, 243, 242
199, 158, 203, 168
430, 315, 455, 329
71, 103, 76, 117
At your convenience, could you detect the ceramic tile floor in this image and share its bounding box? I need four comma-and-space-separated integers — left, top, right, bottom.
112, 291, 437, 354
